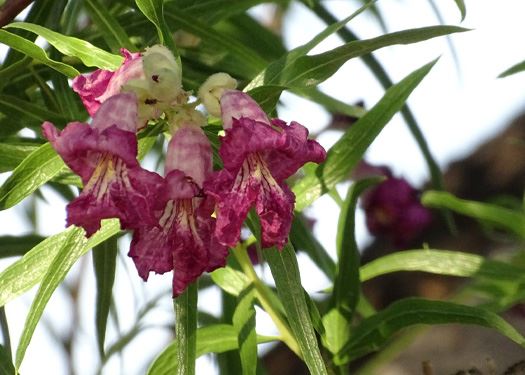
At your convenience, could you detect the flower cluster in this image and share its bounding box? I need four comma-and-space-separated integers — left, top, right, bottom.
43, 46, 326, 296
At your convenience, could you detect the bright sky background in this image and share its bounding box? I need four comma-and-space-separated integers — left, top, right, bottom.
1, 1, 525, 374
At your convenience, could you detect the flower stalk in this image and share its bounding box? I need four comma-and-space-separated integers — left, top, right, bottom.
232, 244, 301, 357
174, 281, 198, 375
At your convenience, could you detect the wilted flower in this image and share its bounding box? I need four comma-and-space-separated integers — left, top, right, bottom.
359, 163, 433, 247
72, 49, 144, 117
205, 90, 326, 249
129, 124, 227, 296
42, 93, 163, 236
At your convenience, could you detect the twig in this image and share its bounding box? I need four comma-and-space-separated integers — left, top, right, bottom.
0, 0, 35, 27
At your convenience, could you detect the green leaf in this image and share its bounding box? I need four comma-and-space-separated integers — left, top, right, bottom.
335, 298, 525, 364
148, 324, 277, 375
0, 142, 40, 173
360, 249, 525, 282
248, 26, 466, 110
454, 0, 467, 21
211, 266, 250, 297
264, 244, 328, 375
333, 178, 382, 319
0, 219, 120, 307
93, 236, 118, 357
0, 143, 65, 211
310, 4, 450, 219
0, 94, 68, 125
174, 282, 198, 375
233, 284, 257, 375
0, 344, 15, 375
422, 191, 525, 239
499, 59, 525, 78
135, 0, 179, 61
0, 235, 45, 258
84, 0, 135, 52
293, 59, 437, 211
15, 227, 87, 368
0, 30, 79, 78
6, 22, 123, 70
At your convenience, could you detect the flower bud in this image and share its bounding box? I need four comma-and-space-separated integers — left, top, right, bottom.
198, 73, 237, 117
141, 45, 183, 103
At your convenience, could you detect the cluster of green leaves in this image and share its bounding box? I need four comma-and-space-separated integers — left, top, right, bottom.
0, 0, 524, 374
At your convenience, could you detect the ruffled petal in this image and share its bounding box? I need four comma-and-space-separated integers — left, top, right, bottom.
91, 92, 139, 133
72, 49, 143, 116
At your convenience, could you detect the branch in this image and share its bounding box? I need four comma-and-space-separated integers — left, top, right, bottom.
0, 0, 35, 27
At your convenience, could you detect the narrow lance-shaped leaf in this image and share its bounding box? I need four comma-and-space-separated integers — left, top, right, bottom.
264, 244, 328, 375
249, 26, 466, 110
135, 0, 179, 65
0, 142, 40, 173
211, 266, 250, 297
0, 234, 45, 258
147, 324, 278, 375
15, 227, 87, 368
499, 59, 525, 78
6, 22, 123, 70
0, 30, 79, 78
0, 143, 66, 211
245, 1, 375, 92
93, 236, 118, 357
0, 219, 120, 307
293, 59, 438, 211
422, 191, 525, 239
360, 249, 525, 282
335, 298, 525, 364
454, 0, 467, 21
232, 284, 257, 375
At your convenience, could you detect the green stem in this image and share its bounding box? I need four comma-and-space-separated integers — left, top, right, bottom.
174, 281, 198, 375
232, 245, 302, 357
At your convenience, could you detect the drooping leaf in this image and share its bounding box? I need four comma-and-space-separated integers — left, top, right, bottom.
335, 298, 525, 364
0, 143, 66, 210
0, 30, 79, 78
453, 0, 467, 21
293, 59, 437, 211
15, 227, 87, 367
0, 219, 120, 307
422, 191, 525, 239
6, 22, 123, 70
264, 244, 328, 375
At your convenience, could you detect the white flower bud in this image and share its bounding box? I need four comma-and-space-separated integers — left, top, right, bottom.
198, 73, 237, 117
142, 45, 183, 103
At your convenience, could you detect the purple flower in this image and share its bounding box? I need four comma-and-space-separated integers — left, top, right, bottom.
205, 90, 326, 249
128, 125, 228, 297
42, 93, 164, 236
360, 165, 433, 247
72, 49, 144, 117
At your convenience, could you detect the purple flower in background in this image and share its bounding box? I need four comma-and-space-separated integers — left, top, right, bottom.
205, 90, 326, 249
72, 49, 144, 117
359, 163, 433, 247
129, 125, 228, 296
42, 93, 163, 236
